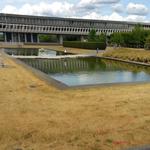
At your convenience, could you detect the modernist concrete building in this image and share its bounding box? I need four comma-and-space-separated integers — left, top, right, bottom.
0, 13, 150, 44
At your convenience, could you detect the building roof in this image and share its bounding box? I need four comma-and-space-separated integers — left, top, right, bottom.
1, 13, 150, 25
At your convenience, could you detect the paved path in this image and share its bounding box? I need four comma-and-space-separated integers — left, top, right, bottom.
0, 51, 5, 68
124, 146, 150, 150
11, 54, 96, 59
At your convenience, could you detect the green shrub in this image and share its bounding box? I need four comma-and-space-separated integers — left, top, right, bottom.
63, 41, 106, 50
144, 43, 150, 50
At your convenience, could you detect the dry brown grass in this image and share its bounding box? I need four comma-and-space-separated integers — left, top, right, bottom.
103, 47, 150, 63
0, 47, 150, 150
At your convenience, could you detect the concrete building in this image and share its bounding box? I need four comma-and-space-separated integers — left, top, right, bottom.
0, 13, 150, 44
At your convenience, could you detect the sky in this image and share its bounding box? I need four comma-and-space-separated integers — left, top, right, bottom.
0, 0, 150, 22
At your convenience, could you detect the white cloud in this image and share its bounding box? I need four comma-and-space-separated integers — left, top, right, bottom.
107, 12, 124, 21
126, 15, 146, 22
82, 12, 124, 21
82, 12, 101, 19
1, 5, 18, 14
0, 1, 149, 23
112, 4, 123, 13
127, 3, 148, 16
1, 2, 74, 17
81, 12, 147, 22
79, 0, 120, 5
77, 0, 120, 13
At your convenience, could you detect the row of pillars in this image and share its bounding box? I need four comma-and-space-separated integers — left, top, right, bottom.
24, 58, 88, 73
58, 35, 85, 44
4, 32, 40, 43
3, 32, 85, 44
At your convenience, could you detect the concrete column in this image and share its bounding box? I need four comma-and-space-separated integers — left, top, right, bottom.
18, 33, 21, 43
4, 33, 7, 42
11, 33, 14, 42
81, 35, 85, 42
31, 33, 33, 43
14, 33, 18, 42
37, 34, 40, 43
24, 33, 27, 43
59, 35, 63, 44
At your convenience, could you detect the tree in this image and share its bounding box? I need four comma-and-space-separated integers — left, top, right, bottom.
39, 34, 57, 43
122, 32, 134, 47
99, 33, 106, 43
145, 35, 150, 50
109, 24, 150, 48
88, 29, 97, 42
110, 32, 124, 46
132, 25, 146, 47
146, 35, 150, 43
88, 29, 107, 44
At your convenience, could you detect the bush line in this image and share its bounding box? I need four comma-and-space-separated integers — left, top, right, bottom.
63, 41, 106, 50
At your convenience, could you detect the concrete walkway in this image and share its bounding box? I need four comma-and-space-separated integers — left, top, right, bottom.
124, 146, 150, 150
11, 54, 96, 59
0, 51, 5, 68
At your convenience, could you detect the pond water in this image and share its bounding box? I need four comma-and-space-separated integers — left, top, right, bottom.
20, 57, 150, 86
4, 48, 72, 56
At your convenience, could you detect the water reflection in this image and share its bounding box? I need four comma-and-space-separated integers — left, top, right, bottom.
101, 59, 150, 74
4, 48, 73, 56
20, 57, 150, 86
5, 48, 39, 56
21, 57, 103, 73
39, 49, 73, 57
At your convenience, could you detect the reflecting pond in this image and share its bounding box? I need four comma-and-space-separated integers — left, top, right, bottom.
20, 57, 150, 86
4, 48, 72, 56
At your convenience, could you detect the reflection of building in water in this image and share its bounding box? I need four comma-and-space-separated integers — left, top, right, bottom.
21, 58, 104, 73
21, 58, 150, 75
101, 59, 150, 74
5, 48, 38, 56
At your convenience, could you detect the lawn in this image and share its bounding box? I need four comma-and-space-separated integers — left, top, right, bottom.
0, 46, 150, 150
103, 47, 150, 63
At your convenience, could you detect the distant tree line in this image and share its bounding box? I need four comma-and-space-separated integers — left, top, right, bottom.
109, 25, 150, 49
39, 34, 57, 43
88, 29, 107, 43
63, 29, 107, 50
38, 25, 150, 50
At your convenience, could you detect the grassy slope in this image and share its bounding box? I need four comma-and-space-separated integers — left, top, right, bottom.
0, 48, 150, 150
103, 47, 150, 63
